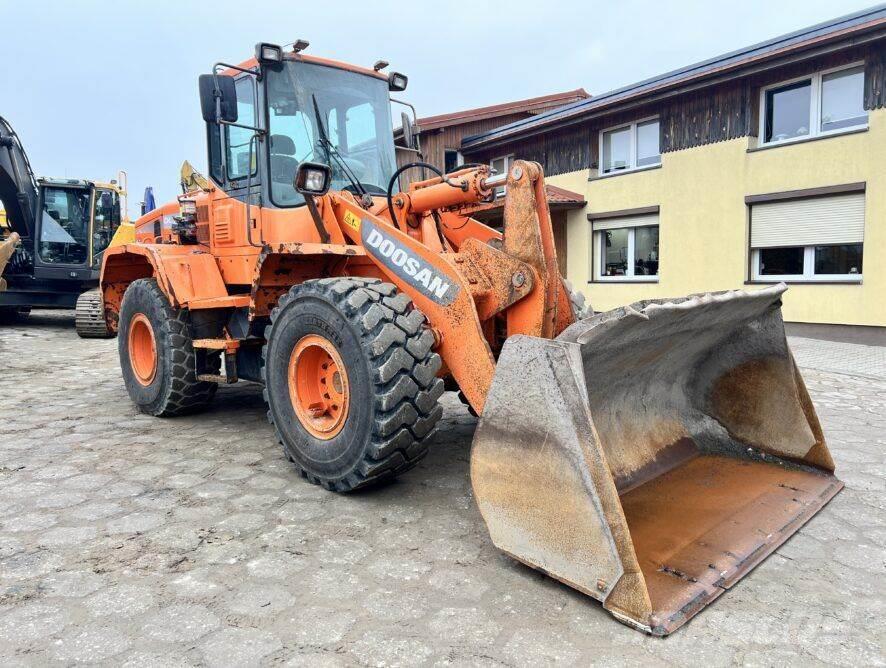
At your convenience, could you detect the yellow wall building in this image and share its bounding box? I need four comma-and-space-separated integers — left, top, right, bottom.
462, 6, 886, 330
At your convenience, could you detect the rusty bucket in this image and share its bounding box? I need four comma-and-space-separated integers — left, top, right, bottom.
471, 285, 842, 635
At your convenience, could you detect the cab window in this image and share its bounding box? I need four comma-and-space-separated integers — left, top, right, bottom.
92, 188, 120, 257
39, 186, 91, 264
226, 77, 257, 181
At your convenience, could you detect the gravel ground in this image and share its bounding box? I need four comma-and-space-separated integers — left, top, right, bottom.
0, 311, 884, 666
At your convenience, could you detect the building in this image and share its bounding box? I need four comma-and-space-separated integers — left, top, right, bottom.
396, 90, 590, 273
460, 5, 886, 330
400, 89, 589, 174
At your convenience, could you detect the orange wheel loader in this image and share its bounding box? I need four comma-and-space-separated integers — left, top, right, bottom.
100, 42, 842, 635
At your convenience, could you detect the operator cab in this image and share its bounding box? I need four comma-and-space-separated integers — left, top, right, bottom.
35, 178, 122, 275
200, 42, 410, 211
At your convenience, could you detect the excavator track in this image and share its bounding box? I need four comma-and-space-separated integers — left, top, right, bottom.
75, 289, 113, 338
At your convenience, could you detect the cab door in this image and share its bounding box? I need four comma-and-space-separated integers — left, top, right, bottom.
33, 184, 93, 282
89, 188, 121, 271
218, 75, 263, 249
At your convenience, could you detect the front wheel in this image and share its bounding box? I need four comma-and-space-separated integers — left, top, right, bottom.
117, 278, 217, 416
262, 277, 444, 492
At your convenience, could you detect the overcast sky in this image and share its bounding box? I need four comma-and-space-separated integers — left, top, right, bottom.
0, 0, 875, 216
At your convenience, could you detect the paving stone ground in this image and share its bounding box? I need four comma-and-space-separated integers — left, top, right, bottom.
0, 311, 884, 667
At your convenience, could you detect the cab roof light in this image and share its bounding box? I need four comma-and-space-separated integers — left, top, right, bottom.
388, 72, 408, 92
255, 42, 283, 64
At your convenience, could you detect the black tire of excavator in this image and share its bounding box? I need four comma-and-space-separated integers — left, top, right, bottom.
0, 307, 30, 324
262, 277, 444, 493
75, 289, 114, 338
118, 278, 217, 416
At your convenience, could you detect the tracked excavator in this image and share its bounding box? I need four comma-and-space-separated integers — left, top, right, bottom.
100, 42, 842, 635
0, 115, 130, 334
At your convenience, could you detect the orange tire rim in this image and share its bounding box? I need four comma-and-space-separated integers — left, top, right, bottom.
128, 313, 157, 386
288, 334, 350, 440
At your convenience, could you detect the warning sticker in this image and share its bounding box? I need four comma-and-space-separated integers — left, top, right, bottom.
342, 210, 362, 232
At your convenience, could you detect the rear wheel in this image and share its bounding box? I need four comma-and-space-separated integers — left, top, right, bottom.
118, 278, 217, 416
262, 277, 444, 492
75, 289, 113, 338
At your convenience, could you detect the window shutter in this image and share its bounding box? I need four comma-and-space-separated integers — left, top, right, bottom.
750, 193, 865, 248
592, 213, 659, 231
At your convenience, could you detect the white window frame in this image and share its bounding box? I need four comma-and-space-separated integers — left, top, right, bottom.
751, 245, 863, 283
490, 154, 514, 196
593, 225, 660, 282
758, 61, 868, 147
598, 116, 661, 175
444, 149, 464, 173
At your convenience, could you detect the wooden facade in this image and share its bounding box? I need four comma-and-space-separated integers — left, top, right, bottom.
462, 41, 886, 177
395, 90, 589, 186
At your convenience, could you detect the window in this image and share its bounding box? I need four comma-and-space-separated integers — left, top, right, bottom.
39, 186, 91, 264
444, 150, 463, 173
761, 64, 866, 146
266, 60, 397, 207
490, 154, 513, 196
600, 118, 660, 174
91, 188, 120, 259
749, 191, 864, 281
591, 212, 660, 281
226, 77, 257, 181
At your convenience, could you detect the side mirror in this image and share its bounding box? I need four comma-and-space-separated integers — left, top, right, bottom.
198, 74, 238, 124
401, 112, 418, 150
294, 162, 332, 196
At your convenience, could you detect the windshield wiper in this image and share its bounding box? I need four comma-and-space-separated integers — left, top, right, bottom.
311, 94, 367, 197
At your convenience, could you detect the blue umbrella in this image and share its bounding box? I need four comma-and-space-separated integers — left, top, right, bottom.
141, 187, 156, 215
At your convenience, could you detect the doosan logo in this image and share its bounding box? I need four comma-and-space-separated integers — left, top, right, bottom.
364, 226, 454, 303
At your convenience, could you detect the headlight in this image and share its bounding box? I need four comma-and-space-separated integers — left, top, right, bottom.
294, 162, 332, 196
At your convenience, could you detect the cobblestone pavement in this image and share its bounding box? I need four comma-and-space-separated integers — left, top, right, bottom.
788, 336, 886, 381
0, 311, 884, 666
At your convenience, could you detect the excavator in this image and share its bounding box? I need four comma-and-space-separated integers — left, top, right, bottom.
0, 115, 130, 334
100, 42, 842, 635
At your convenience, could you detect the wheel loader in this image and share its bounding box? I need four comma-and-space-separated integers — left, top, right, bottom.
100, 42, 842, 635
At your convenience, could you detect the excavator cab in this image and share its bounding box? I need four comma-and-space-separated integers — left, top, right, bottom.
0, 114, 127, 330
33, 179, 122, 272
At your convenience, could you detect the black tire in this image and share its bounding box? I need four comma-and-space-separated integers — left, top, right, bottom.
75, 289, 114, 338
262, 277, 444, 492
118, 278, 217, 416
0, 307, 29, 324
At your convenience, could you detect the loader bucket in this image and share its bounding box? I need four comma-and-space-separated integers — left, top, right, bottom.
471, 284, 842, 635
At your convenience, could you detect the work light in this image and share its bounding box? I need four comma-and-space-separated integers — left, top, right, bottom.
294, 162, 331, 196
255, 42, 283, 64
388, 72, 408, 92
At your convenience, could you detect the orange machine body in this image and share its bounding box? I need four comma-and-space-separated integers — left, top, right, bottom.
101, 51, 573, 412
